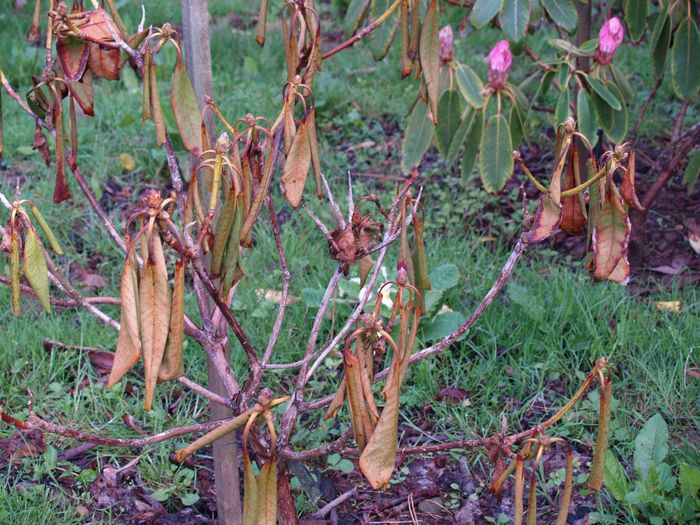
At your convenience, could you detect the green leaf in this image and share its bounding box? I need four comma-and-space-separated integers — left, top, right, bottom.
180, 492, 200, 506
679, 463, 700, 498
430, 263, 460, 290
650, 10, 671, 78
548, 38, 593, 57
501, 0, 530, 42
588, 78, 622, 111
540, 0, 577, 31
421, 311, 467, 341
23, 227, 51, 313
609, 64, 634, 103
603, 452, 629, 501
455, 64, 485, 109
345, 0, 371, 36
577, 89, 597, 145
624, 0, 648, 42
446, 108, 475, 168
634, 413, 669, 482
682, 149, 700, 196
150, 488, 171, 502
479, 114, 513, 193
600, 83, 628, 143
471, 0, 504, 29
170, 61, 203, 156
436, 90, 464, 156
370, 0, 399, 60
671, 19, 700, 100
461, 110, 483, 180
555, 85, 571, 126
420, 0, 440, 123
401, 102, 435, 173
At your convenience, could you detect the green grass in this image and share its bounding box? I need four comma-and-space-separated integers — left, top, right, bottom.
1, 0, 699, 522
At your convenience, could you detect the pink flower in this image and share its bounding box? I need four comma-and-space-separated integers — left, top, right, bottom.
439, 25, 455, 64
596, 17, 624, 64
488, 40, 512, 89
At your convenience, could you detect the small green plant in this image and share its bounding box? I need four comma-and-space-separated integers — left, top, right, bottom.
601, 413, 700, 524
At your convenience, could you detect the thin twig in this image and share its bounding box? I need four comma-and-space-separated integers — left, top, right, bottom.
313, 488, 358, 518
177, 376, 233, 408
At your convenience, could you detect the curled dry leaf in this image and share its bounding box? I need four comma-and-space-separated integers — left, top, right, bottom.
107, 247, 141, 388
560, 154, 586, 235
22, 226, 51, 313
281, 118, 311, 208
139, 234, 172, 411
592, 194, 630, 282
158, 260, 185, 383
32, 125, 51, 167
256, 461, 278, 525
620, 149, 644, 211
149, 54, 166, 147
66, 70, 95, 116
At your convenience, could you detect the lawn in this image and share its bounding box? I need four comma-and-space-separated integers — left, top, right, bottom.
0, 0, 698, 523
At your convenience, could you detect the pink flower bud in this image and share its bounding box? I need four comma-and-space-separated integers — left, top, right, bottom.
488, 40, 512, 89
439, 25, 455, 64
596, 17, 624, 64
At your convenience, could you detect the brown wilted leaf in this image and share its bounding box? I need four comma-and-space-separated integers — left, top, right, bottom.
107, 249, 141, 388
158, 260, 185, 383
87, 43, 121, 80
529, 141, 567, 243
139, 234, 172, 411
329, 224, 357, 264
56, 37, 89, 81
32, 125, 51, 167
256, 461, 277, 525
66, 70, 95, 116
592, 195, 630, 281
281, 118, 311, 208
171, 61, 203, 156
587, 379, 612, 491
560, 153, 586, 235
620, 149, 644, 211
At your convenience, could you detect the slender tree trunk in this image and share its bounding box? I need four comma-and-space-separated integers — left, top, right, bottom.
180, 2, 243, 524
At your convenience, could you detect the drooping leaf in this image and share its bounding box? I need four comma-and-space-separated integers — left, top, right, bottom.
158, 259, 185, 383
560, 153, 586, 235
52, 93, 71, 204
471, 0, 503, 29
650, 10, 671, 78
211, 189, 237, 276
461, 109, 483, 180
540, 0, 577, 31
242, 452, 259, 525
529, 138, 568, 242
142, 48, 152, 122
621, 149, 644, 210
255, 461, 277, 525
22, 226, 50, 313
576, 88, 597, 145
29, 204, 64, 255
256, 0, 269, 46
446, 108, 475, 168
149, 54, 166, 147
501, 0, 530, 42
307, 107, 323, 199
344, 351, 374, 450
369, 0, 399, 60
345, 0, 371, 36
10, 228, 20, 317
634, 413, 669, 482
598, 83, 628, 143
56, 38, 89, 81
587, 78, 622, 111
609, 64, 634, 103
401, 102, 435, 173
588, 380, 612, 491
435, 89, 464, 156
624, 0, 648, 42
420, 0, 440, 124
671, 19, 700, 100
281, 118, 311, 208
171, 61, 203, 156
87, 43, 121, 80
555, 452, 574, 525
479, 114, 513, 193
66, 71, 95, 116
455, 64, 485, 109
592, 195, 630, 281
682, 149, 700, 196
107, 247, 141, 388
139, 234, 172, 411
359, 366, 401, 489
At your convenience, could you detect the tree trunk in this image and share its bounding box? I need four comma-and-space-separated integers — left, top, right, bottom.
180, 2, 242, 524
